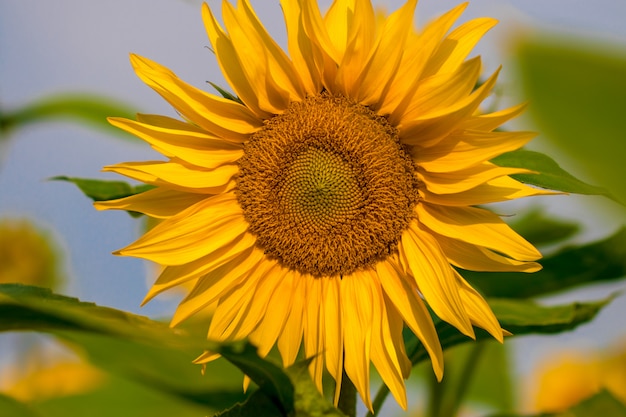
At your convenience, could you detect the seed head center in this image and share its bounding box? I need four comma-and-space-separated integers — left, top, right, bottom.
236, 94, 419, 277
282, 148, 361, 230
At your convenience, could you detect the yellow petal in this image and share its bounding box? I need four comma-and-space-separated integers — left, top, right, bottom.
302, 274, 325, 392
237, 0, 306, 101
322, 277, 344, 405
400, 223, 474, 338
419, 162, 533, 195
421, 175, 557, 206
170, 246, 264, 325
341, 271, 373, 410
321, 0, 353, 63
108, 117, 243, 169
422, 17, 498, 78
220, 1, 299, 114
380, 3, 468, 116
454, 270, 504, 342
300, 0, 341, 65
143, 233, 256, 305
369, 276, 408, 409
417, 203, 542, 261
202, 3, 271, 119
398, 67, 500, 147
249, 265, 294, 357
279, 0, 323, 95
103, 160, 237, 194
130, 54, 262, 140
376, 261, 444, 380
116, 193, 247, 265
335, 0, 376, 97
277, 271, 306, 367
401, 56, 482, 121
94, 188, 207, 219
415, 130, 536, 173
460, 102, 528, 132
432, 229, 542, 273
353, 0, 417, 106
207, 259, 278, 341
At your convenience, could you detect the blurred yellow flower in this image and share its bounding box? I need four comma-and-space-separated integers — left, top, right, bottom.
98, 0, 549, 409
0, 218, 62, 288
3, 359, 106, 402
530, 346, 626, 412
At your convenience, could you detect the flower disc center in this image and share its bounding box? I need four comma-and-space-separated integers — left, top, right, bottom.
281, 147, 361, 230
236, 94, 420, 277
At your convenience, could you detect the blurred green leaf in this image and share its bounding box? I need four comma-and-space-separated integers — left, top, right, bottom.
50, 176, 153, 202
508, 208, 580, 247
560, 390, 626, 417
0, 393, 43, 417
516, 37, 626, 203
33, 373, 217, 417
438, 341, 514, 416
463, 227, 626, 298
0, 94, 138, 139
0, 284, 294, 415
492, 150, 614, 200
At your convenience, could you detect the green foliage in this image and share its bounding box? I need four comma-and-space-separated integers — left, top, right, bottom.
464, 227, 626, 298
492, 150, 614, 200
516, 37, 626, 203
0, 393, 43, 417
0, 93, 138, 139
508, 208, 580, 247
405, 297, 611, 368
50, 176, 154, 202
368, 295, 611, 417
0, 284, 293, 416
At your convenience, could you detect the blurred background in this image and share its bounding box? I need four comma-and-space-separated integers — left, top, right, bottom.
1, 0, 625, 415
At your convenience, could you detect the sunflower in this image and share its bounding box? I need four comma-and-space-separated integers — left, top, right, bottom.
97, 0, 550, 410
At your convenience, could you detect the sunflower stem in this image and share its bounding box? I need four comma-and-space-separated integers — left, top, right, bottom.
338, 368, 357, 417
366, 385, 390, 417
438, 342, 486, 417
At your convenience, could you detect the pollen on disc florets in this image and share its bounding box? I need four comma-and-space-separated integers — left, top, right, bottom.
236, 93, 420, 277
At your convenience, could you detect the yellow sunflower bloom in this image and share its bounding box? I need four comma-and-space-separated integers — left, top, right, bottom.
97, 0, 550, 410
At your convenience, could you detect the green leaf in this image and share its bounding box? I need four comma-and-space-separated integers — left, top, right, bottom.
434, 341, 514, 416
0, 284, 294, 415
0, 93, 138, 139
366, 297, 612, 417
214, 362, 347, 417
492, 150, 614, 200
0, 393, 43, 417
463, 227, 626, 298
51, 176, 153, 216
516, 37, 626, 203
406, 296, 611, 367
508, 208, 580, 247
213, 390, 284, 417
208, 82, 244, 105
286, 362, 346, 417
33, 373, 220, 417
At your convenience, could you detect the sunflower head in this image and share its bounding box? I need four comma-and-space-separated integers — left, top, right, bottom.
98, 0, 550, 410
